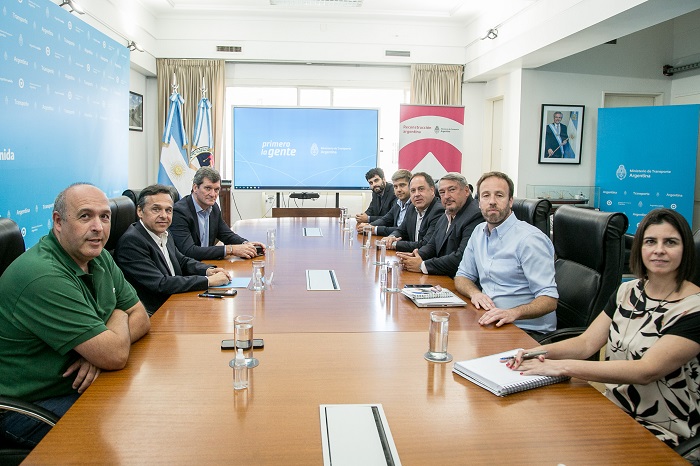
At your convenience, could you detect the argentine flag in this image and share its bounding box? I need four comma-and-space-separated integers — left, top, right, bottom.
563, 111, 578, 159
158, 91, 195, 197
191, 96, 213, 169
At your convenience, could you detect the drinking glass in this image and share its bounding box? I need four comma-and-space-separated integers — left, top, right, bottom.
234, 315, 259, 368
251, 260, 265, 291
386, 261, 400, 292
374, 239, 386, 265
424, 311, 453, 363
379, 264, 388, 291
266, 228, 276, 250
362, 225, 373, 249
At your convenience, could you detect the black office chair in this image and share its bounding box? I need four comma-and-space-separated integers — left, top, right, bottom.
675, 433, 700, 462
0, 396, 59, 466
105, 196, 137, 254
511, 198, 552, 236
537, 205, 628, 344
690, 229, 700, 288
123, 187, 180, 213
0, 218, 25, 278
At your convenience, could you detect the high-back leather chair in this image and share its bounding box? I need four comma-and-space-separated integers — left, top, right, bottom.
123, 187, 180, 216
0, 218, 25, 277
105, 196, 137, 254
511, 198, 552, 236
0, 396, 59, 465
691, 230, 700, 287
539, 205, 628, 342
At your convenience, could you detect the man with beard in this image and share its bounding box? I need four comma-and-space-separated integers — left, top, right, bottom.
356, 169, 411, 235
396, 172, 482, 277
384, 172, 444, 252
454, 171, 558, 335
355, 168, 396, 224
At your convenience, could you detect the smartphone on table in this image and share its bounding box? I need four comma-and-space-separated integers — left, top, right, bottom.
221, 339, 264, 350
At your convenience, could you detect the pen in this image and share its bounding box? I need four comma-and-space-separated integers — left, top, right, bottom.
499, 350, 548, 362
198, 293, 223, 299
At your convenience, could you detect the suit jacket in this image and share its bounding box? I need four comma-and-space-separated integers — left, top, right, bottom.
365, 183, 396, 223
170, 194, 247, 260
391, 197, 444, 252
544, 122, 570, 158
115, 222, 212, 315
372, 200, 410, 236
417, 195, 482, 277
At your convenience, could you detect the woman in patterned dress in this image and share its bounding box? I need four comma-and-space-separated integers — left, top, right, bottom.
510, 208, 700, 452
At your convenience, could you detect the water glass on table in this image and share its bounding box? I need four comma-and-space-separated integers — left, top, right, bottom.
234, 315, 259, 368
251, 259, 265, 291
267, 228, 276, 250
386, 261, 400, 292
362, 225, 373, 249
374, 239, 386, 265
424, 311, 453, 363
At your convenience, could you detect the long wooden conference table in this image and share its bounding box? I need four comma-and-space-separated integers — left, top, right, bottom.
25, 217, 687, 464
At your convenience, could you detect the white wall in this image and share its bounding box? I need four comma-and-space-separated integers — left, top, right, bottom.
516, 69, 672, 196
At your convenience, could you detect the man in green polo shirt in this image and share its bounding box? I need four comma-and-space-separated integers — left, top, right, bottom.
0, 183, 150, 448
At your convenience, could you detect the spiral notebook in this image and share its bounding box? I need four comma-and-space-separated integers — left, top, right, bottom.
400, 288, 466, 308
452, 349, 570, 397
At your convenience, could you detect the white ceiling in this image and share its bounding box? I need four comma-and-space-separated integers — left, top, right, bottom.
134, 0, 535, 23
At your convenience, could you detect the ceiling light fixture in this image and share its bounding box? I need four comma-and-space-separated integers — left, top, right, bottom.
59, 0, 85, 15
127, 41, 144, 52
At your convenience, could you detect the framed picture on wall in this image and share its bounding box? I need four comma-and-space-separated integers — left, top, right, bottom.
129, 91, 143, 132
538, 104, 584, 164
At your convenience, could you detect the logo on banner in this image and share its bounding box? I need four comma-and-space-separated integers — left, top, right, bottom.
434, 126, 440, 134
616, 165, 627, 180
310, 143, 319, 156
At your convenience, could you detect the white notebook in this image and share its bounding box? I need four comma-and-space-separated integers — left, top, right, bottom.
400, 288, 466, 308
453, 349, 570, 397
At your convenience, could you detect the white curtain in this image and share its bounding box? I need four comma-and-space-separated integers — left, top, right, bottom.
410, 64, 463, 105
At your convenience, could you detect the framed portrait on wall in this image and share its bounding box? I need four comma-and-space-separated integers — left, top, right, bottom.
538, 104, 584, 164
129, 91, 143, 132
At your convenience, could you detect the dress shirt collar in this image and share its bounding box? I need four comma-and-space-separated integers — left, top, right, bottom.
140, 220, 170, 247
483, 211, 518, 237
193, 198, 212, 216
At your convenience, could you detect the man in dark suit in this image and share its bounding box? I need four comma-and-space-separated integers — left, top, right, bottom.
170, 167, 265, 261
115, 184, 231, 315
544, 111, 572, 158
385, 172, 444, 252
354, 167, 396, 224
396, 172, 482, 277
356, 169, 411, 236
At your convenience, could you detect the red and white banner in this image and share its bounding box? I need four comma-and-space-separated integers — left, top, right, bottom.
398, 105, 464, 179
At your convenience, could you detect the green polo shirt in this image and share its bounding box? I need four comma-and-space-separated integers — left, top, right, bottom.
0, 230, 139, 401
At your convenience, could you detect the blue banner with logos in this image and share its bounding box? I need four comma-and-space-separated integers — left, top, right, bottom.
0, 0, 129, 248
596, 105, 699, 234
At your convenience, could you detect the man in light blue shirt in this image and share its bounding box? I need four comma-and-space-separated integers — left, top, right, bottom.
454, 171, 558, 334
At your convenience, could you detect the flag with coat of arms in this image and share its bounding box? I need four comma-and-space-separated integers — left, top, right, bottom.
190, 84, 214, 169
158, 77, 196, 197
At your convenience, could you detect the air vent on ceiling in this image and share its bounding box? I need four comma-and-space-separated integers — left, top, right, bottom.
217, 45, 242, 53
385, 50, 410, 58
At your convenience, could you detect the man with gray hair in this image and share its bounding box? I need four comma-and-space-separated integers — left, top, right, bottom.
170, 167, 265, 260
396, 172, 482, 277
0, 183, 150, 447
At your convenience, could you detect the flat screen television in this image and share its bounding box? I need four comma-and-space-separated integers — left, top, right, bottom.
233, 106, 379, 190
